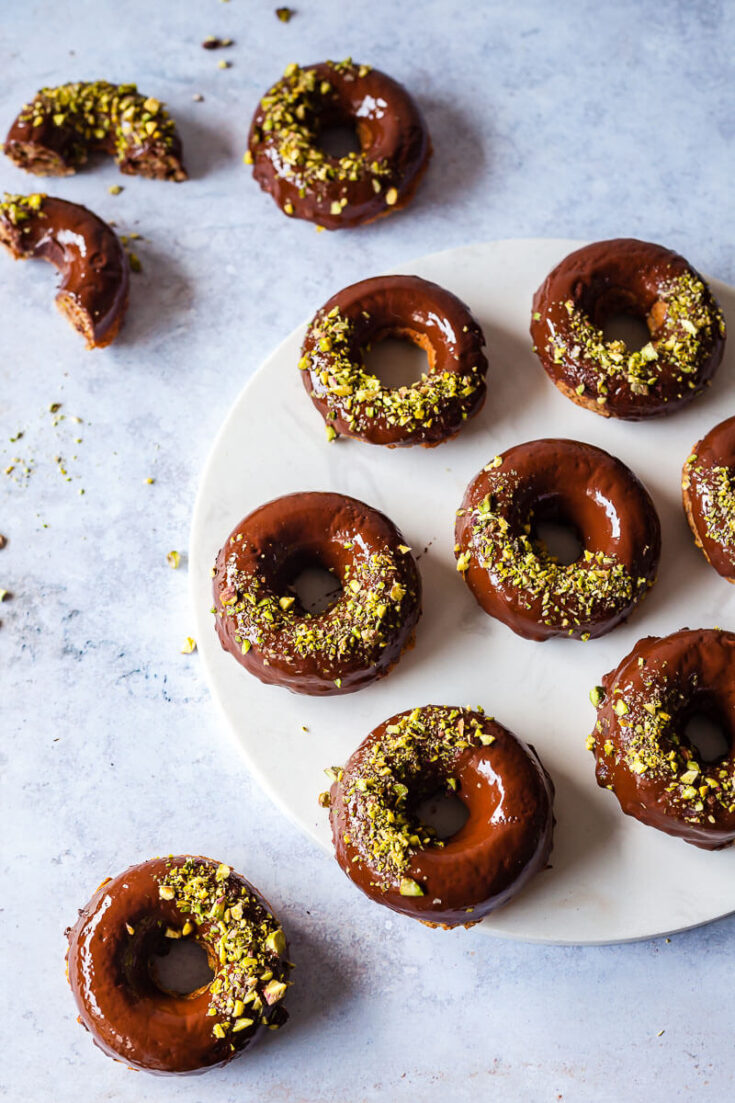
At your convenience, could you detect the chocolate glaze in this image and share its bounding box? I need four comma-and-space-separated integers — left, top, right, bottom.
4, 81, 186, 181
531, 239, 725, 420
248, 61, 431, 229
682, 416, 735, 582
455, 439, 661, 641
329, 706, 554, 927
212, 492, 422, 695
301, 275, 488, 447
66, 856, 290, 1074
0, 195, 129, 348
591, 629, 735, 849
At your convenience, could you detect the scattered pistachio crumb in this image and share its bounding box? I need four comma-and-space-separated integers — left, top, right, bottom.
181, 636, 197, 654
276, 6, 294, 20
167, 550, 181, 569
108, 184, 123, 195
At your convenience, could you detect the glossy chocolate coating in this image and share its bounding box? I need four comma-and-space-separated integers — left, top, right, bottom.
682, 416, 735, 582
4, 81, 186, 181
329, 707, 554, 927
66, 856, 289, 1074
212, 492, 422, 695
0, 195, 129, 347
301, 275, 488, 446
591, 629, 735, 849
248, 61, 431, 229
455, 439, 661, 641
531, 239, 725, 419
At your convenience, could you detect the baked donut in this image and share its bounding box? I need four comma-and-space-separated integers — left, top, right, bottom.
300, 275, 487, 446
0, 193, 129, 348
4, 81, 186, 180
246, 60, 431, 228
530, 239, 726, 419
66, 855, 290, 1074
588, 629, 735, 849
326, 705, 554, 927
212, 492, 421, 695
682, 416, 735, 582
455, 439, 661, 641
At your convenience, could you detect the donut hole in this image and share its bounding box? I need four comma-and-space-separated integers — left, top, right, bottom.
317, 121, 362, 158
601, 312, 651, 352
285, 559, 343, 615
530, 498, 584, 566
363, 333, 432, 390
683, 707, 730, 764
148, 937, 214, 998
415, 788, 470, 841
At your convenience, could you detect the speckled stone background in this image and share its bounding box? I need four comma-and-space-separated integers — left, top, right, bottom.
2, 1, 734, 1100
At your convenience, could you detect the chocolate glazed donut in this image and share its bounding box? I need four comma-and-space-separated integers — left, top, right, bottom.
531, 239, 726, 419
682, 416, 735, 582
455, 440, 661, 641
212, 492, 422, 695
247, 60, 431, 229
0, 193, 129, 347
66, 856, 290, 1074
326, 705, 554, 927
589, 629, 735, 849
300, 275, 488, 446
4, 80, 186, 181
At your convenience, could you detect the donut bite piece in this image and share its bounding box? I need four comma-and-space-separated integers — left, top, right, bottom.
588, 629, 735, 850
65, 855, 290, 1074
0, 192, 129, 348
682, 416, 735, 583
300, 275, 487, 447
455, 440, 661, 641
4, 80, 186, 180
530, 239, 726, 420
247, 59, 431, 229
326, 705, 554, 927
212, 492, 422, 695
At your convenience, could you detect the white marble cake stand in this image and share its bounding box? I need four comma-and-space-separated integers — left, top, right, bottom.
190, 239, 735, 944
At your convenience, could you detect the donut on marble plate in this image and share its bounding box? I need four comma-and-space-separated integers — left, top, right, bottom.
246, 59, 431, 229
300, 275, 487, 446
325, 705, 554, 927
66, 855, 290, 1074
4, 80, 187, 180
455, 439, 661, 641
682, 416, 735, 583
530, 239, 726, 419
0, 192, 129, 348
212, 491, 422, 695
588, 628, 735, 849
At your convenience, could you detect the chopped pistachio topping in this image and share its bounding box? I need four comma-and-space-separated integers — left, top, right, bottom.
181, 636, 197, 654
249, 61, 392, 204
218, 540, 416, 677
690, 461, 735, 552
544, 272, 725, 402
302, 305, 484, 437
461, 470, 648, 635
333, 706, 492, 888
593, 668, 735, 824
16, 81, 180, 169
166, 550, 181, 569
275, 6, 294, 20
157, 858, 289, 1039
0, 191, 46, 227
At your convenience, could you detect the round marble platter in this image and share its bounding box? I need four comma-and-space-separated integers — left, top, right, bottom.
190, 239, 735, 945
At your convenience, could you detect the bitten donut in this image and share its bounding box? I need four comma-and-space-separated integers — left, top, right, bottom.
212, 492, 421, 695
246, 59, 431, 228
300, 275, 487, 446
455, 440, 661, 641
530, 239, 726, 419
0, 193, 129, 347
588, 629, 735, 849
4, 80, 186, 180
325, 705, 554, 927
682, 416, 735, 582
66, 855, 290, 1074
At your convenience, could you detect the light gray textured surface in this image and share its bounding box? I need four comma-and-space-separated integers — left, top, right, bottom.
1, 1, 733, 1100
